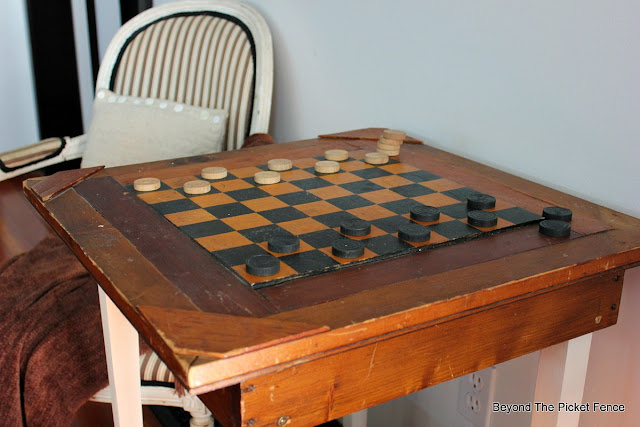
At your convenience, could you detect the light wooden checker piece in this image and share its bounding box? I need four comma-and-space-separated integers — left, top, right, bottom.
201, 167, 227, 180
383, 129, 406, 141
364, 152, 389, 165
267, 159, 293, 171
324, 149, 349, 161
255, 171, 281, 185
315, 160, 340, 174
133, 177, 161, 192
184, 180, 211, 195
377, 147, 400, 157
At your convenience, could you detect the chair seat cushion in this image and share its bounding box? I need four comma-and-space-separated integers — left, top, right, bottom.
82, 89, 228, 168
139, 351, 175, 383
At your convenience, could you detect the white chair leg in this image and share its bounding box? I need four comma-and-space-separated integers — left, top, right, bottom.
181, 393, 214, 427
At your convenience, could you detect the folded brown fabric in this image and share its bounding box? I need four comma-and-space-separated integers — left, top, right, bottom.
0, 234, 106, 426
241, 133, 275, 149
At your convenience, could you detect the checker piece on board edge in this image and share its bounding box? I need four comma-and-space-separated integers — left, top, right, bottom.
325, 149, 349, 161
315, 160, 340, 174
410, 205, 440, 222
183, 180, 211, 195
340, 219, 371, 237
467, 210, 498, 228
201, 166, 227, 180
365, 152, 389, 165
268, 236, 300, 254
246, 254, 280, 276
133, 177, 160, 192
543, 206, 573, 222
398, 223, 430, 243
539, 219, 571, 237
254, 171, 281, 185
467, 193, 496, 210
332, 239, 365, 259
267, 158, 293, 172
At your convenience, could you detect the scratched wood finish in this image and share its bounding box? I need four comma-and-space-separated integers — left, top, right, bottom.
31, 165, 103, 201
139, 305, 328, 358
74, 176, 274, 317
318, 127, 423, 143
198, 386, 242, 427
240, 271, 623, 427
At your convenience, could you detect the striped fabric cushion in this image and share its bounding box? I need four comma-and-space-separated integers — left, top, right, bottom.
139, 351, 175, 384
111, 13, 255, 151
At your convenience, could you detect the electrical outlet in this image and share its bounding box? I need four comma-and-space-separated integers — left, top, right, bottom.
457, 366, 497, 427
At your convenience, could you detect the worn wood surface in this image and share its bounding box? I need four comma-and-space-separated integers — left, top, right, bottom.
31, 165, 103, 201
22, 131, 640, 426
241, 271, 623, 426
139, 305, 328, 358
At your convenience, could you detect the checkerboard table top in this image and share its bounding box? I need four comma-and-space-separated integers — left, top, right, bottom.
130, 150, 542, 288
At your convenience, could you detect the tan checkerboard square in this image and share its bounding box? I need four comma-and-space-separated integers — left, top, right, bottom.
163, 175, 199, 189
295, 200, 342, 216
165, 209, 216, 227
241, 196, 289, 212
211, 179, 254, 192
422, 178, 463, 192
340, 159, 372, 172
196, 231, 253, 251
379, 163, 420, 174
321, 172, 364, 185
221, 213, 273, 230
278, 217, 328, 235
191, 192, 237, 208
259, 182, 301, 196
369, 175, 416, 189
412, 193, 462, 207
292, 158, 318, 169
308, 186, 354, 200
233, 262, 299, 284
359, 189, 405, 204
137, 189, 184, 204
347, 205, 397, 221
231, 166, 265, 178
280, 169, 316, 182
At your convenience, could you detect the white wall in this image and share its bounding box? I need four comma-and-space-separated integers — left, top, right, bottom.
241, 1, 640, 426
0, 0, 39, 151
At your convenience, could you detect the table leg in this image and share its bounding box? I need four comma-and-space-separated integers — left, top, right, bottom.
531, 333, 593, 427
343, 409, 368, 427
99, 287, 143, 427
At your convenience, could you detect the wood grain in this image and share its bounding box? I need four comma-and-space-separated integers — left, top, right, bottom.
31, 165, 103, 201
318, 127, 423, 143
139, 305, 328, 358
240, 272, 623, 426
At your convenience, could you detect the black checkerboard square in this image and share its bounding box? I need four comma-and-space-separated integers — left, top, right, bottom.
179, 220, 234, 239
259, 206, 307, 223
205, 202, 254, 218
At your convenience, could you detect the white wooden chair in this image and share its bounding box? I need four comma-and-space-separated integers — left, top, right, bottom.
1, 1, 273, 425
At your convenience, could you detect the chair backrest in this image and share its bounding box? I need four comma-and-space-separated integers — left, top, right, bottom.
96, 0, 273, 151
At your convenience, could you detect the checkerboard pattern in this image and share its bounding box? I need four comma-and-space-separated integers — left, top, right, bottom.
130, 151, 541, 288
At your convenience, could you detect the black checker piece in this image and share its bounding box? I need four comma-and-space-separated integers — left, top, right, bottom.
213, 244, 271, 267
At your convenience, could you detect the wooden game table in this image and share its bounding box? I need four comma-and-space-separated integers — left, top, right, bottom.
24, 129, 640, 426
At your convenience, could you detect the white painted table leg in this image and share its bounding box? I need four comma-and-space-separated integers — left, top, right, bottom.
532, 333, 593, 427
343, 409, 368, 427
99, 287, 143, 427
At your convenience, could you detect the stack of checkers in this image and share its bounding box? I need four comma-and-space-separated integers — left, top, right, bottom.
377, 129, 406, 157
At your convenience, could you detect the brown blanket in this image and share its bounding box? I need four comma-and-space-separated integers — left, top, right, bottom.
0, 234, 107, 426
